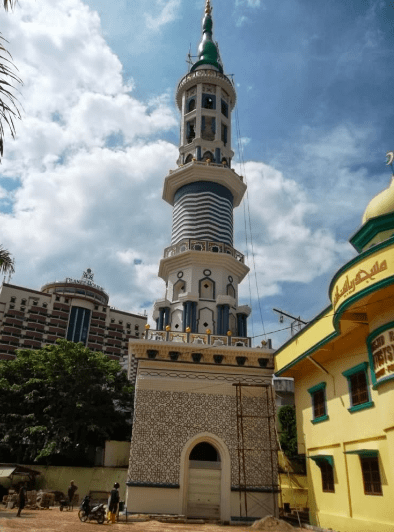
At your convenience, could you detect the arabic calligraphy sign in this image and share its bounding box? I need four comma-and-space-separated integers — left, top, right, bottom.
330, 250, 394, 312
367, 324, 394, 387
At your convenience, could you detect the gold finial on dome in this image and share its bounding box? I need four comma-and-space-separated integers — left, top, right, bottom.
205, 0, 212, 15
362, 150, 394, 224
386, 150, 394, 175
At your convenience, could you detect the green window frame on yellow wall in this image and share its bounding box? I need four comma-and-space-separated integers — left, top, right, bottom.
309, 455, 335, 492
307, 382, 329, 424
342, 362, 374, 413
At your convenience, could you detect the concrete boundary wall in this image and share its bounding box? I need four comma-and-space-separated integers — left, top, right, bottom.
26, 465, 128, 502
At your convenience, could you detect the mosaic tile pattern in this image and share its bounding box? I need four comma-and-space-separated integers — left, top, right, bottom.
128, 387, 277, 488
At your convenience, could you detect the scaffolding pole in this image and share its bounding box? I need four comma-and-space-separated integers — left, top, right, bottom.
233, 383, 279, 519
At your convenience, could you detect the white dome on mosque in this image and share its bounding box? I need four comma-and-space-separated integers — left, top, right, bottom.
362, 176, 394, 224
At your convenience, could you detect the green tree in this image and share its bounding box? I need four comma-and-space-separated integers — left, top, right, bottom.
0, 245, 15, 276
1, 0, 22, 158
278, 405, 298, 458
0, 340, 134, 465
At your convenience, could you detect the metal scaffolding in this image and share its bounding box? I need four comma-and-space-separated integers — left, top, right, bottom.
234, 383, 279, 519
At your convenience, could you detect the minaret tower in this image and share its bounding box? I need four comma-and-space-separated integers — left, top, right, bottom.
126, 2, 277, 522
153, 0, 251, 337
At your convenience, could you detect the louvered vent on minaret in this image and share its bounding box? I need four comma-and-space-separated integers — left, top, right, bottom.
171, 182, 234, 245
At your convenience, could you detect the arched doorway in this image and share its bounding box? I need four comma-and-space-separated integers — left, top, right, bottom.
187, 442, 221, 519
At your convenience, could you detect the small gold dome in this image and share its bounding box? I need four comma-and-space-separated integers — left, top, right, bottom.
165, 325, 171, 331
362, 176, 394, 224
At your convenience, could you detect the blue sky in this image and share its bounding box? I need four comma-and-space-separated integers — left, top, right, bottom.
0, 0, 393, 347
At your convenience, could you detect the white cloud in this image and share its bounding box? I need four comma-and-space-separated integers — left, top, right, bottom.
235, 0, 261, 7
236, 15, 249, 27
146, 0, 182, 30
0, 0, 177, 314
233, 161, 352, 299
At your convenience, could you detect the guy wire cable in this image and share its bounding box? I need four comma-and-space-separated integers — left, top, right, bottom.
233, 91, 267, 343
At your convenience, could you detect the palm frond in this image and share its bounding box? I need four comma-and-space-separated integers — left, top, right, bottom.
0, 246, 15, 275
0, 32, 22, 158
3, 1, 17, 11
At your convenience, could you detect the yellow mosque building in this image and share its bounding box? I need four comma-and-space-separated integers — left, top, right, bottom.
275, 169, 394, 532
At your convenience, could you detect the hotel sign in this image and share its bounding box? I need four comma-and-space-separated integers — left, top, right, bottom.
65, 277, 105, 292
367, 323, 394, 387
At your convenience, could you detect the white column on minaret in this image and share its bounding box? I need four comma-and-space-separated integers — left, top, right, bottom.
196, 84, 203, 140
181, 91, 186, 149
215, 85, 221, 143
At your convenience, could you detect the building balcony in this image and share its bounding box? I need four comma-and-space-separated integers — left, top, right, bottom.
163, 238, 245, 263
51, 310, 69, 320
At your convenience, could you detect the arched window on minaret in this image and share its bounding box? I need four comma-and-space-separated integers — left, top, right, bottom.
226, 283, 235, 298
187, 98, 196, 112
187, 119, 196, 144
202, 150, 214, 162
173, 279, 186, 301
185, 154, 193, 164
202, 94, 216, 109
199, 277, 215, 300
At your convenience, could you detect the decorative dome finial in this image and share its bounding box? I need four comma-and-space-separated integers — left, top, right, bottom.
190, 0, 223, 74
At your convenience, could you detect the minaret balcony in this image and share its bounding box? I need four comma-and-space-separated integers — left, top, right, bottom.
176, 69, 236, 111
163, 160, 246, 207
163, 238, 245, 263
142, 328, 251, 348
159, 246, 249, 283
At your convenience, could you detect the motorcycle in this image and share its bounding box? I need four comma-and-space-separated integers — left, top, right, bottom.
78, 495, 105, 524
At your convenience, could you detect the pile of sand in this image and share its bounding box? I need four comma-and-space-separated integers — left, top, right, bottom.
251, 516, 296, 531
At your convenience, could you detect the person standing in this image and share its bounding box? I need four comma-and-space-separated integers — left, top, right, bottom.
67, 480, 78, 507
16, 483, 27, 517
107, 482, 120, 524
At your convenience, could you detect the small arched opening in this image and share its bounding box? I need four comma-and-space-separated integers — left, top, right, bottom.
173, 279, 186, 301
202, 151, 214, 162
199, 277, 215, 300
187, 98, 196, 112
202, 94, 215, 109
226, 283, 235, 298
190, 442, 220, 462
185, 153, 193, 164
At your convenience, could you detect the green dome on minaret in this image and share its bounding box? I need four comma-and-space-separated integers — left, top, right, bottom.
191, 0, 223, 74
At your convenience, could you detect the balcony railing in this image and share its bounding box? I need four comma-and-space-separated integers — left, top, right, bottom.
141, 328, 251, 348
163, 238, 245, 263
177, 69, 235, 98
168, 159, 242, 178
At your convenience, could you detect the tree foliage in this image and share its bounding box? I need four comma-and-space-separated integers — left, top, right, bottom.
278, 405, 298, 458
0, 340, 134, 465
1, 0, 21, 159
0, 245, 15, 276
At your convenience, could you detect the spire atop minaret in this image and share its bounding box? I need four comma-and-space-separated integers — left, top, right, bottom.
191, 0, 223, 73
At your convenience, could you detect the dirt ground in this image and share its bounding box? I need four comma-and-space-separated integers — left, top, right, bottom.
0, 507, 310, 532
